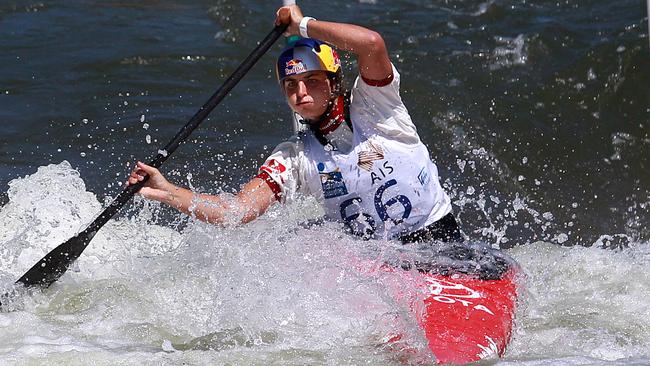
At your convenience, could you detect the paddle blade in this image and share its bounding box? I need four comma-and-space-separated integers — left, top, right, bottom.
16, 229, 96, 289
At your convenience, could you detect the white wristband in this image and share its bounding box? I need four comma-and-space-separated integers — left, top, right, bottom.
299, 16, 315, 38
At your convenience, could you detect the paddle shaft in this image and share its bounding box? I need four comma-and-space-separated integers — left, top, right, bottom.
15, 23, 288, 289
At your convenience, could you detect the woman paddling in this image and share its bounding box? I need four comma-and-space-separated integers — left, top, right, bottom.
127, 5, 463, 244
126, 5, 520, 362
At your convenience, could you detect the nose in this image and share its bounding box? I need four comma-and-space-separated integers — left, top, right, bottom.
296, 80, 308, 98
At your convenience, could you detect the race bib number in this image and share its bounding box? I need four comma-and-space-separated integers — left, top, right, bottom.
340, 179, 412, 237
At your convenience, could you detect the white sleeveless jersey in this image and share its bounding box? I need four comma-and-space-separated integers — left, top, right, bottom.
259, 64, 452, 240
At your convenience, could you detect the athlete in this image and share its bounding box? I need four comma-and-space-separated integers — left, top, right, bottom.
127, 5, 462, 244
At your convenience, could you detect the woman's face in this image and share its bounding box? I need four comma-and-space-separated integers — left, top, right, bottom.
282, 71, 333, 120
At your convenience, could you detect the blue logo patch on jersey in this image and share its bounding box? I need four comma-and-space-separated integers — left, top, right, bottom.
417, 167, 430, 186
318, 162, 349, 199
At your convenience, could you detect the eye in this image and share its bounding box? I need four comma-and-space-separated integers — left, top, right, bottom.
307, 77, 325, 86
285, 80, 297, 89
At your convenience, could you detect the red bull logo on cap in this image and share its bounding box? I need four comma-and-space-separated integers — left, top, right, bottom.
284, 59, 307, 76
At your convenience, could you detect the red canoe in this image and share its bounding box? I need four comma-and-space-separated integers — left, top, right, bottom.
360, 256, 520, 364
411, 270, 519, 364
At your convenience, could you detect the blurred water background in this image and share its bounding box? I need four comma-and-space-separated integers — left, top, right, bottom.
1, 0, 649, 364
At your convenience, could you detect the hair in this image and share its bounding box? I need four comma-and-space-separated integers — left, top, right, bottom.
328, 70, 344, 97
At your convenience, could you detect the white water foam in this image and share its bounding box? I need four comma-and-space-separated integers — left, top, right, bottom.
1, 162, 649, 365
0, 161, 101, 277
505, 241, 650, 363
0, 162, 436, 364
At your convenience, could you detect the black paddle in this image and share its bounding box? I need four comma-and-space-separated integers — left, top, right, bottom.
9, 23, 288, 291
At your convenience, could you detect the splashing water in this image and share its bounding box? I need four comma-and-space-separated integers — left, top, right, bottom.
0, 162, 648, 364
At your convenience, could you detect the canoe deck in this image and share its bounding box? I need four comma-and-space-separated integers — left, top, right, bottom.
414, 270, 519, 364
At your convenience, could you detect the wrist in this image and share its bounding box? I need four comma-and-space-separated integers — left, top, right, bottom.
162, 184, 181, 206
299, 16, 315, 38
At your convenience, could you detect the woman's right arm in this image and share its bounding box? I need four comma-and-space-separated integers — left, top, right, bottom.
275, 5, 393, 83
127, 161, 277, 225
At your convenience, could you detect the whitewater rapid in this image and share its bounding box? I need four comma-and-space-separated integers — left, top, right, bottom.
1, 162, 649, 365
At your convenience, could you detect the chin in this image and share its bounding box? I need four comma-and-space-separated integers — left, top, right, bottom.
295, 108, 319, 120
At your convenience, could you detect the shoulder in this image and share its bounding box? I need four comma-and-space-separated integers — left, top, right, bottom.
259, 133, 320, 203
268, 133, 306, 156
349, 63, 404, 118
348, 64, 421, 144
351, 63, 401, 99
